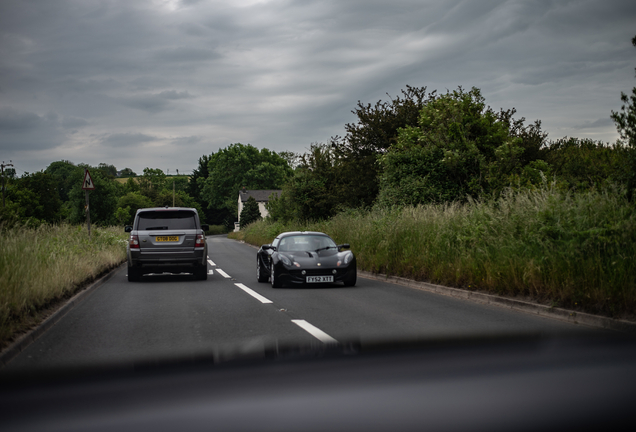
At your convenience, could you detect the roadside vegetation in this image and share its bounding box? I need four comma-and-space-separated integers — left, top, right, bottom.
0, 225, 127, 348
232, 184, 636, 319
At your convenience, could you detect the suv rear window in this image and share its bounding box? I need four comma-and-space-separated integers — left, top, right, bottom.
137, 210, 197, 230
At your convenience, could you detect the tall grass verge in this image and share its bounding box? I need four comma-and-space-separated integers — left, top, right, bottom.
0, 224, 127, 348
236, 186, 636, 318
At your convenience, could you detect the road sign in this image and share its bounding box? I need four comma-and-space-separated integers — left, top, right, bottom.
82, 169, 96, 190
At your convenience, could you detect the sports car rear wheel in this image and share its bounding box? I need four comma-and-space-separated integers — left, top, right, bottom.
257, 258, 268, 283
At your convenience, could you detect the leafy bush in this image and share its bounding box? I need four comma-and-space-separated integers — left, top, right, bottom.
206, 225, 228, 235
377, 87, 547, 206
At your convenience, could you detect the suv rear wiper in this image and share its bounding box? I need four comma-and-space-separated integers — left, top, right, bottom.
144, 226, 169, 230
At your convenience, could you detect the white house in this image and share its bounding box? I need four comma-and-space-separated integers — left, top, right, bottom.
235, 188, 282, 231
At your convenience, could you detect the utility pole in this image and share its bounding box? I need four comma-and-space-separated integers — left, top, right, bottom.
1, 160, 14, 208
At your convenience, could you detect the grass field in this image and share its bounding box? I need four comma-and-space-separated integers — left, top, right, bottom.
232, 186, 636, 319
0, 225, 128, 348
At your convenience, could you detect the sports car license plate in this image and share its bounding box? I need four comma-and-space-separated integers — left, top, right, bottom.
306, 276, 334, 283
156, 236, 179, 242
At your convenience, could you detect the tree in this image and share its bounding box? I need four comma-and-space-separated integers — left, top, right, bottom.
189, 154, 213, 224
97, 163, 117, 179
240, 196, 261, 228
541, 137, 622, 191
377, 87, 545, 206
332, 85, 434, 208
45, 160, 82, 202
611, 35, 636, 199
123, 177, 140, 194
119, 168, 137, 177
200, 144, 293, 227
2, 171, 63, 225
115, 192, 153, 225
68, 170, 119, 226
137, 168, 167, 203
268, 143, 337, 221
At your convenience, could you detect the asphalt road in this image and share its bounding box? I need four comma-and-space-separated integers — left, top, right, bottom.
6, 235, 590, 370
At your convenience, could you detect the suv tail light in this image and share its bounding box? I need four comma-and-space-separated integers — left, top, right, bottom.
129, 234, 140, 249
195, 234, 205, 248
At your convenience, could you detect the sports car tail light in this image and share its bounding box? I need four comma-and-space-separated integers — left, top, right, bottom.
129, 235, 140, 249
195, 234, 205, 247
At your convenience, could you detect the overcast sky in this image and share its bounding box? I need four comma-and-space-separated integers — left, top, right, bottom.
1, 0, 635, 176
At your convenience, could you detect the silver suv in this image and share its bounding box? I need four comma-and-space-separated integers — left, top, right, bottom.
125, 207, 209, 282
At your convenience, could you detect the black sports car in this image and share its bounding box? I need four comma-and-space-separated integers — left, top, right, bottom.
256, 231, 356, 287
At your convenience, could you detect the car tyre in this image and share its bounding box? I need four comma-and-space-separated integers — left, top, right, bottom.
128, 266, 141, 282
271, 266, 282, 288
257, 258, 268, 283
195, 265, 208, 280
343, 269, 357, 287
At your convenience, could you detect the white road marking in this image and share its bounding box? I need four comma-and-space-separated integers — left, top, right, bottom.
234, 283, 273, 304
291, 320, 338, 344
208, 270, 214, 275
216, 268, 231, 278
207, 259, 216, 267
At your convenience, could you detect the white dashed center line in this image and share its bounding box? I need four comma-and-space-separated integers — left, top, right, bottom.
209, 259, 336, 344
234, 283, 273, 304
292, 320, 338, 344
216, 269, 231, 278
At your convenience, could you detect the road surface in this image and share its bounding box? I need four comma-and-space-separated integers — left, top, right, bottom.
6, 235, 590, 370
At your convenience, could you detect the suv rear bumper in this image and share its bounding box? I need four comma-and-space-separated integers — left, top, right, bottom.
128, 249, 207, 273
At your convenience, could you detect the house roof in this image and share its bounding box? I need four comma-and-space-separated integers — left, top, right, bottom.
239, 189, 282, 203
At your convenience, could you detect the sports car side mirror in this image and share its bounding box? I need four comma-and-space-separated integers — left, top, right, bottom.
125, 226, 133, 233
338, 244, 350, 251
262, 244, 272, 250
201, 224, 210, 231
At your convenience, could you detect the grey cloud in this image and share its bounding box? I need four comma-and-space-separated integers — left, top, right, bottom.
159, 90, 193, 100
0, 108, 85, 135
573, 117, 614, 130
129, 76, 173, 91
1, 0, 635, 174
178, 22, 209, 37
0, 108, 65, 151
153, 47, 220, 63
171, 136, 203, 146
62, 116, 89, 129
102, 133, 157, 148
0, 107, 42, 131
180, 0, 205, 7
120, 90, 193, 113
121, 95, 170, 113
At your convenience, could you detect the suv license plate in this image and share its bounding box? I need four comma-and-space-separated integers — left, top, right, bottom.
306, 276, 334, 283
156, 236, 179, 242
